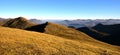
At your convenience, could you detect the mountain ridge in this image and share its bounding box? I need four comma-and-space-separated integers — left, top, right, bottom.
3, 17, 36, 29
77, 24, 120, 46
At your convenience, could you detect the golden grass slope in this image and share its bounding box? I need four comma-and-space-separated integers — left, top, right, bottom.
0, 27, 120, 55
44, 22, 120, 48
45, 22, 93, 40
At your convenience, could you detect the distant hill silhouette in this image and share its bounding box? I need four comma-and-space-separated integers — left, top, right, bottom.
30, 19, 120, 28
3, 17, 36, 29
77, 23, 120, 46
93, 24, 120, 35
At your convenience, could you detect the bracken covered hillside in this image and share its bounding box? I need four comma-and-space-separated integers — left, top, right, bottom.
0, 27, 120, 55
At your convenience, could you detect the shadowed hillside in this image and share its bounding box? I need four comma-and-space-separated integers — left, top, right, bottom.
3, 17, 36, 29
26, 22, 94, 41
26, 22, 48, 32
26, 22, 120, 50
77, 24, 120, 46
0, 27, 120, 55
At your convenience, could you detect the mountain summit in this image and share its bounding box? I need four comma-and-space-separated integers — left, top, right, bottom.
3, 17, 36, 29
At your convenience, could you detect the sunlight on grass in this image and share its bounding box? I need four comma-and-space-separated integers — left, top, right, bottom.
0, 27, 119, 55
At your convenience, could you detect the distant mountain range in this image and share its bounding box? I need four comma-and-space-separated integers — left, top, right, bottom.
29, 19, 120, 28
1, 18, 120, 28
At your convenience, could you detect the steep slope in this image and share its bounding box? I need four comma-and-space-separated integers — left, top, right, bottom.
0, 27, 120, 55
77, 24, 120, 45
77, 27, 109, 41
26, 22, 120, 50
3, 17, 36, 29
93, 24, 120, 35
26, 22, 94, 41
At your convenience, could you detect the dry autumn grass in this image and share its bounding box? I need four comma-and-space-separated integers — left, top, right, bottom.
44, 22, 120, 50
0, 26, 120, 55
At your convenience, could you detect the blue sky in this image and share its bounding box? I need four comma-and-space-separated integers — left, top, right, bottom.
0, 0, 120, 20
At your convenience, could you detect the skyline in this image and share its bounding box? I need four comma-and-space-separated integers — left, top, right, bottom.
0, 0, 120, 20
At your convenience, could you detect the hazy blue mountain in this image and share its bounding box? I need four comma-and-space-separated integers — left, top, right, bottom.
29, 19, 120, 28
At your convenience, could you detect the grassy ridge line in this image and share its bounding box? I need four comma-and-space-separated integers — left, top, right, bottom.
44, 22, 120, 50
0, 27, 120, 55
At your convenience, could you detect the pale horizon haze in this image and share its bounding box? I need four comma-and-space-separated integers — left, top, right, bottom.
0, 0, 120, 20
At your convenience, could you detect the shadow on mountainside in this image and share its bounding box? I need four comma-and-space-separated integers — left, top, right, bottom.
25, 22, 48, 33
77, 23, 120, 46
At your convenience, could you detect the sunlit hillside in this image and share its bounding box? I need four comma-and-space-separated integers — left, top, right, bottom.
0, 27, 120, 55
44, 22, 120, 51
26, 22, 120, 50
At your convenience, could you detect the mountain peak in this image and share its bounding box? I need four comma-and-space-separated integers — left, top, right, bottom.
3, 17, 36, 29
15, 17, 28, 21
